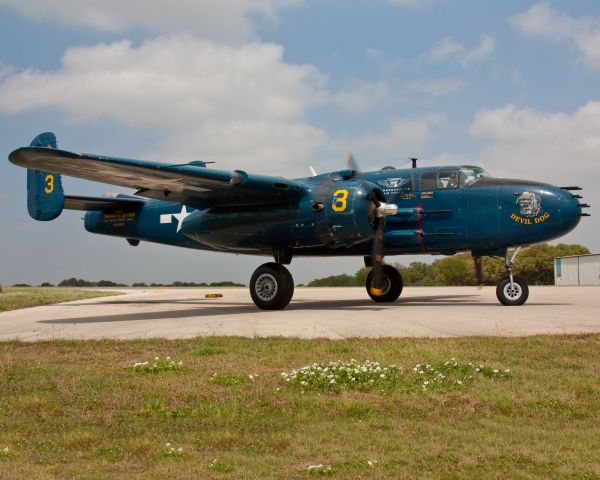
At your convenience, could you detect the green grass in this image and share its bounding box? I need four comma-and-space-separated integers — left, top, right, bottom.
1, 335, 599, 479
0, 287, 120, 312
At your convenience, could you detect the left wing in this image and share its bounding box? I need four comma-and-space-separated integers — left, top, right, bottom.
9, 147, 305, 207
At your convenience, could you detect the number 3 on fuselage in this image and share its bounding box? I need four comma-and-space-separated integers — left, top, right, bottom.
332, 189, 348, 212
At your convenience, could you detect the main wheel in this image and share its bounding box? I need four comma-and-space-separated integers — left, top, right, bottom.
250, 263, 294, 310
496, 276, 529, 306
366, 265, 403, 303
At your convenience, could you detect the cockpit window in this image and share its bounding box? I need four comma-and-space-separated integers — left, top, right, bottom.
460, 167, 489, 187
420, 172, 437, 190
437, 170, 459, 189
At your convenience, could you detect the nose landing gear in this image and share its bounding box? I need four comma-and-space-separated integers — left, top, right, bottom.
496, 247, 529, 306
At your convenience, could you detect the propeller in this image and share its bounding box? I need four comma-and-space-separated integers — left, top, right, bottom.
344, 151, 397, 296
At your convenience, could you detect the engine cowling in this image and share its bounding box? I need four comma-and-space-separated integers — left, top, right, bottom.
308, 177, 385, 247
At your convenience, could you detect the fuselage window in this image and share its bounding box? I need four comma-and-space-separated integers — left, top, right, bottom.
460, 167, 489, 187
437, 170, 459, 189
419, 172, 437, 190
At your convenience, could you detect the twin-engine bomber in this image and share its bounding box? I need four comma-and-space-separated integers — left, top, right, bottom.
9, 132, 589, 309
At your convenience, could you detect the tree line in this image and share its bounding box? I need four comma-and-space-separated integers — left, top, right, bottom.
306, 243, 590, 287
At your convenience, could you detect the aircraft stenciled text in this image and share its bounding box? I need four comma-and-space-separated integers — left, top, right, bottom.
510, 212, 550, 225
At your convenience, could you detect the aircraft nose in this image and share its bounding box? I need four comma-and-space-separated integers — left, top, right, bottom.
550, 185, 587, 234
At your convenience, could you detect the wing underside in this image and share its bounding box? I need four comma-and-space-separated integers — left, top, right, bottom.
9, 147, 305, 207
63, 195, 144, 211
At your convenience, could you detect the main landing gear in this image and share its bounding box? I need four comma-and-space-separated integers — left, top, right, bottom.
248, 253, 406, 310
496, 247, 529, 306
365, 264, 404, 303
250, 262, 295, 310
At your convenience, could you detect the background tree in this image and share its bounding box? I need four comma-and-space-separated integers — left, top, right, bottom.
431, 256, 474, 286
305, 243, 590, 287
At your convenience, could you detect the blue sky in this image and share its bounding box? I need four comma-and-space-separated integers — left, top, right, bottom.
0, 0, 599, 285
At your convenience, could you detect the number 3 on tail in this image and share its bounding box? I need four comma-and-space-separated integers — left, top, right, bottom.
332, 189, 348, 212
44, 174, 54, 194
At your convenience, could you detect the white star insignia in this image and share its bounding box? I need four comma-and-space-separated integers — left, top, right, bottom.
172, 205, 190, 233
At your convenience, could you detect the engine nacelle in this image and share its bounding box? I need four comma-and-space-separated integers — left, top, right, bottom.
181, 175, 386, 251
307, 177, 384, 247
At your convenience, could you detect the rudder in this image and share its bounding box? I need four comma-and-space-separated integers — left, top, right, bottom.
27, 132, 64, 221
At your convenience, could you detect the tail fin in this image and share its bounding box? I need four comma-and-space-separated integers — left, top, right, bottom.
27, 132, 65, 221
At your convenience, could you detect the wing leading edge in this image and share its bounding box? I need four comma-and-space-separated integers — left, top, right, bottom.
9, 147, 305, 207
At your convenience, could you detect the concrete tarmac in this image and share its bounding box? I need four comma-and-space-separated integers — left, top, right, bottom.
0, 286, 599, 341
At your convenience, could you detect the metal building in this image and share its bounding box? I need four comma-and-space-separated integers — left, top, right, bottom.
554, 253, 600, 286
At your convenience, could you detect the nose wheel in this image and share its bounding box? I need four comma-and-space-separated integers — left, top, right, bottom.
250, 262, 294, 310
496, 247, 529, 306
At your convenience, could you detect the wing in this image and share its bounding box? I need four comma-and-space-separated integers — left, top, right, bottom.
9, 147, 305, 207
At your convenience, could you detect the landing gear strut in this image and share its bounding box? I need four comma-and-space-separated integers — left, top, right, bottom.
250, 262, 294, 310
365, 264, 403, 303
496, 247, 529, 306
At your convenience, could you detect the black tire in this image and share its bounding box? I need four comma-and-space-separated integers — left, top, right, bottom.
496, 276, 529, 306
366, 265, 403, 303
250, 263, 294, 310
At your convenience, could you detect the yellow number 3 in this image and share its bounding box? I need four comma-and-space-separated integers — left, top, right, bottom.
44, 174, 54, 194
332, 189, 348, 212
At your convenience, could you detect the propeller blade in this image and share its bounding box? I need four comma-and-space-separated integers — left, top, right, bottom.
473, 255, 484, 289
342, 149, 396, 297
344, 150, 360, 173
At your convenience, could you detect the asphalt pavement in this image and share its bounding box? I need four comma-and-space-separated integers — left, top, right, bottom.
1, 286, 599, 341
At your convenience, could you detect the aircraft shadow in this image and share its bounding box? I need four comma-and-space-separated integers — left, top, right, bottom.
38, 294, 567, 324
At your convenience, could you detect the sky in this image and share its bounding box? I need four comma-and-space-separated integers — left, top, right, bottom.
0, 0, 599, 285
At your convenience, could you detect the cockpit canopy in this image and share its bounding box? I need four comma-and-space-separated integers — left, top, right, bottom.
419, 166, 490, 190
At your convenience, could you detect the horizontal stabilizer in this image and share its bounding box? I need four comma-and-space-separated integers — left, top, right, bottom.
64, 195, 144, 211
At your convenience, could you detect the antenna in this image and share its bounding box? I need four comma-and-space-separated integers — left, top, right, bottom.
410, 157, 418, 169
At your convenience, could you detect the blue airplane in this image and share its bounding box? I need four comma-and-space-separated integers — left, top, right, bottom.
9, 132, 589, 309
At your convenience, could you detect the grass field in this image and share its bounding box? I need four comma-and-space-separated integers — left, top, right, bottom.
1, 335, 599, 479
0, 287, 120, 312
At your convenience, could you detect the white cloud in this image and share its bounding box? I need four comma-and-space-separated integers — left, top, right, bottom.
511, 3, 600, 70
430, 38, 464, 62
470, 102, 600, 181
430, 35, 495, 67
333, 81, 390, 111
340, 114, 446, 163
0, 0, 300, 43
161, 120, 327, 171
460, 35, 495, 67
0, 36, 396, 175
0, 36, 332, 174
0, 37, 326, 125
408, 77, 462, 97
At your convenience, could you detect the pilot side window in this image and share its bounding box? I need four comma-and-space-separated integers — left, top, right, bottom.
437, 170, 459, 189
419, 172, 437, 190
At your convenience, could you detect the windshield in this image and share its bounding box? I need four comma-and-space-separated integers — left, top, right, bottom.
460, 167, 489, 187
